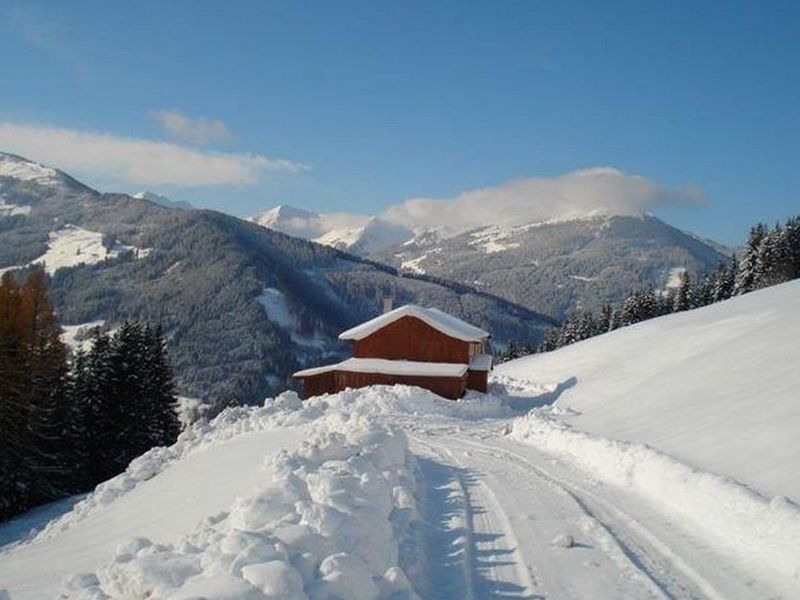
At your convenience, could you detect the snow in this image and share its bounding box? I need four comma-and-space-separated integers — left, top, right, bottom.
1, 225, 150, 276
0, 390, 424, 600
250, 205, 325, 240
399, 255, 427, 274
294, 357, 469, 378
0, 200, 31, 217
2, 282, 797, 599
257, 287, 294, 329
496, 279, 800, 502
257, 287, 327, 348
468, 225, 521, 254
314, 218, 413, 255
339, 304, 489, 342
34, 226, 132, 274
60, 320, 106, 352
509, 406, 800, 593
467, 353, 492, 371
0, 153, 59, 185
665, 266, 686, 288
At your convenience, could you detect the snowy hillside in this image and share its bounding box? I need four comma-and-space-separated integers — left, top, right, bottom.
374, 213, 730, 318
2, 282, 798, 599
314, 218, 413, 256
497, 279, 800, 502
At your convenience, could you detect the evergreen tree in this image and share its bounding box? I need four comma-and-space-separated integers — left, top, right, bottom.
735, 223, 768, 293
671, 271, 691, 312
711, 259, 736, 302
783, 217, 800, 278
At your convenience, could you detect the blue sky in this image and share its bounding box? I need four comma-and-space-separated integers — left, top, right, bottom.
1, 1, 798, 245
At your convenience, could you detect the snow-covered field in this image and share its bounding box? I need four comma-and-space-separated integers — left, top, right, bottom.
0, 225, 150, 276
1, 281, 798, 599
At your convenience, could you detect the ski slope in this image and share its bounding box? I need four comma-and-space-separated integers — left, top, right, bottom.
1, 282, 798, 599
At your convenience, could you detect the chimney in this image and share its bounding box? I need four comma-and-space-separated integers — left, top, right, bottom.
382, 296, 393, 314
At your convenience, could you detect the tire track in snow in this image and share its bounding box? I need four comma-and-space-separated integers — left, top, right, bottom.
421, 439, 540, 598
412, 434, 664, 599
446, 433, 730, 600
413, 449, 479, 600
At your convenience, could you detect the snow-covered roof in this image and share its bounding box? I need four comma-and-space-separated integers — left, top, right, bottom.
294, 357, 469, 379
469, 353, 493, 372
338, 304, 490, 342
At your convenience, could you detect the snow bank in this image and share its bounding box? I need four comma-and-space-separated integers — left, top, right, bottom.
61, 406, 419, 600
6, 385, 504, 599
510, 409, 800, 589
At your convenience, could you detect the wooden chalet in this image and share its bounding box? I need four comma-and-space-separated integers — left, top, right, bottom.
293, 304, 493, 400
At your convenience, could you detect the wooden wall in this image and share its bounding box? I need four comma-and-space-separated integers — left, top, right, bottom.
466, 369, 488, 393
352, 316, 471, 363
297, 369, 467, 400
298, 371, 335, 399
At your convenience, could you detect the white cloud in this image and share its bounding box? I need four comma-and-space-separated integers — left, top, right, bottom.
380, 167, 706, 232
151, 110, 233, 145
0, 122, 309, 187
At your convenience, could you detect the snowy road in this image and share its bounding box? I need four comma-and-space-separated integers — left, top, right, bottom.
403, 418, 793, 600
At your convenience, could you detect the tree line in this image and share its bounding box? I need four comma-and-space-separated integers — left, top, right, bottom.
498, 216, 800, 359
0, 266, 180, 522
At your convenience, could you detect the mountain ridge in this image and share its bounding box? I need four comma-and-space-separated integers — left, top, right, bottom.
0, 152, 554, 408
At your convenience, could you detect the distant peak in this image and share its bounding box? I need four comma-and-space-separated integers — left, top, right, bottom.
0, 152, 59, 184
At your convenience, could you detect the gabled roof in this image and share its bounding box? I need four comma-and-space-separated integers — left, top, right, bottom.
294, 358, 469, 378
338, 304, 490, 342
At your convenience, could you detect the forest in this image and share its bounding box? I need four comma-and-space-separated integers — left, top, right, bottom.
0, 266, 180, 522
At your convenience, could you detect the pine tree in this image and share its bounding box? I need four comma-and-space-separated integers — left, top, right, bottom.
671, 271, 691, 312
783, 217, 800, 279
711, 259, 736, 302
735, 223, 768, 293
598, 303, 615, 333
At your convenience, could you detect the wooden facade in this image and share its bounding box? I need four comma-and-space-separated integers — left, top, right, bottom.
466, 369, 488, 393
353, 316, 472, 363
294, 305, 492, 400
300, 369, 467, 400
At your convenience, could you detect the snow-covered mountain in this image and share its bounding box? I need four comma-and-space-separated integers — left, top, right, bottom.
1, 280, 797, 599
374, 213, 731, 319
314, 217, 413, 255
250, 205, 413, 255
0, 152, 91, 217
0, 153, 552, 408
251, 202, 730, 319
133, 191, 194, 211
249, 204, 326, 239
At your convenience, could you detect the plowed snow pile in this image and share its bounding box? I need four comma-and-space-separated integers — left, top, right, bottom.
0, 392, 428, 600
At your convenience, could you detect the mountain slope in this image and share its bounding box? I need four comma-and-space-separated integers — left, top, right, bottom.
373, 214, 730, 319
0, 153, 553, 408
497, 278, 800, 501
